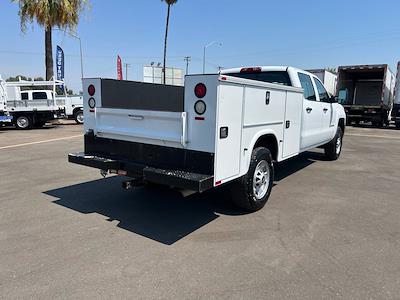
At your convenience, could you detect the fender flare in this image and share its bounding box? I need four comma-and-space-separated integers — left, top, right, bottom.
243, 129, 280, 174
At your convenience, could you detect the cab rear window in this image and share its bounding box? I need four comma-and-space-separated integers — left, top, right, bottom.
225, 71, 292, 86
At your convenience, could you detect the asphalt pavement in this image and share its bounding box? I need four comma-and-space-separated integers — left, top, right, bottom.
1, 122, 399, 299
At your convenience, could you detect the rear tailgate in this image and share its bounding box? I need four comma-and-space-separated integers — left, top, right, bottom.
84, 78, 187, 149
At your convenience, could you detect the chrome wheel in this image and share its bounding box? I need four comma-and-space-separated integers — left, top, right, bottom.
16, 116, 29, 129
76, 111, 84, 124
253, 160, 270, 200
336, 135, 342, 155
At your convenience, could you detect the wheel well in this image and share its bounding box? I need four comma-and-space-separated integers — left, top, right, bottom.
73, 107, 83, 115
254, 134, 278, 161
339, 118, 345, 133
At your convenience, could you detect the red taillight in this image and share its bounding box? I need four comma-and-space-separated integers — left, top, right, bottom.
240, 67, 262, 73
88, 85, 95, 96
195, 83, 207, 98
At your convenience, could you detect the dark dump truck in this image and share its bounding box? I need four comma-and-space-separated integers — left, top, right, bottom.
337, 64, 395, 127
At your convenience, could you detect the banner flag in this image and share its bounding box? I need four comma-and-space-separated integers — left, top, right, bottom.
56, 46, 64, 81
117, 55, 123, 80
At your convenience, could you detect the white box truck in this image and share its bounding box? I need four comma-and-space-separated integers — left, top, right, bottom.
337, 64, 395, 127
393, 61, 400, 128
69, 66, 346, 212
0, 75, 13, 123
307, 69, 337, 96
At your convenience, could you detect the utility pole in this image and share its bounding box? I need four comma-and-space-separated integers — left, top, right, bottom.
124, 63, 131, 80
184, 56, 191, 75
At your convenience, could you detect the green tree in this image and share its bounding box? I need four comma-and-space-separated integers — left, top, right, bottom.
161, 0, 177, 84
12, 0, 89, 80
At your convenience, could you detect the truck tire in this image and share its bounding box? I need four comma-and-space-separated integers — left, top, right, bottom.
230, 147, 274, 212
74, 109, 84, 124
324, 127, 343, 161
15, 115, 32, 130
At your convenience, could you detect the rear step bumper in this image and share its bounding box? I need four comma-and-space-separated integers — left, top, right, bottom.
68, 152, 214, 193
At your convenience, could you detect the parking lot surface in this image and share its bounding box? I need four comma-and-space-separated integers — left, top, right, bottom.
1, 122, 400, 299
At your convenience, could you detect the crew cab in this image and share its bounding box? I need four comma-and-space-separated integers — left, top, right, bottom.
69, 66, 346, 212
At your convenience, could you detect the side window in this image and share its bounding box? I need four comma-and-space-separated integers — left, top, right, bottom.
314, 78, 330, 102
32, 92, 48, 100
298, 73, 316, 101
21, 92, 28, 100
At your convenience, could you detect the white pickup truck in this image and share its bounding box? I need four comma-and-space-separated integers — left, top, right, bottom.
69, 66, 346, 212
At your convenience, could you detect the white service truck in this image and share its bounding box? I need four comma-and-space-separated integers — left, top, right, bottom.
69, 66, 346, 212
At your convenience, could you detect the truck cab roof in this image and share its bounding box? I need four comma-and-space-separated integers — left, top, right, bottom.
221, 66, 314, 76
220, 66, 319, 88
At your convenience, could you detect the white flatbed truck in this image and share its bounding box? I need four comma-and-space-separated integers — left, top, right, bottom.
4, 79, 65, 129
69, 66, 346, 212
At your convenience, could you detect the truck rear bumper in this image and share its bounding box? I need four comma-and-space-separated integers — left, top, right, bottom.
68, 152, 214, 193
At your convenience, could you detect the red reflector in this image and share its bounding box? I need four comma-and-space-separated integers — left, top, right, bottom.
221, 76, 227, 81
215, 180, 222, 186
195, 83, 207, 98
88, 84, 95, 96
240, 67, 262, 73
89, 109, 95, 112
195, 116, 205, 120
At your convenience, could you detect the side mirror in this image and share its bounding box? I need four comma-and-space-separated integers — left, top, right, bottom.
329, 96, 338, 103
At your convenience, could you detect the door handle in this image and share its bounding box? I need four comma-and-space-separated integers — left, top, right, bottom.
128, 114, 144, 120
323, 108, 328, 113
306, 107, 312, 113
265, 91, 270, 105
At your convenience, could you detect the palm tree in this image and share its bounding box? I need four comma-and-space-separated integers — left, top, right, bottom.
161, 0, 177, 84
13, 0, 89, 80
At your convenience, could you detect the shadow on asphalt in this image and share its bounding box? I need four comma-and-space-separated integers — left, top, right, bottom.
44, 151, 321, 245
0, 124, 60, 131
275, 151, 322, 181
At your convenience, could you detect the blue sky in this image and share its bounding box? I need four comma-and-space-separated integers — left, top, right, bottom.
1, 0, 399, 92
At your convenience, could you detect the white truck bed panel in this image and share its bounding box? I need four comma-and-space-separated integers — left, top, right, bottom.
94, 107, 187, 148
7, 100, 60, 112
214, 83, 244, 182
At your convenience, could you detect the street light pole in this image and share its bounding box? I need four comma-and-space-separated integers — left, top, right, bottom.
69, 33, 84, 80
124, 63, 131, 80
203, 41, 222, 74
53, 29, 84, 79
184, 56, 191, 75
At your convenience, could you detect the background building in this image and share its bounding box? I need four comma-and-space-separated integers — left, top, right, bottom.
143, 66, 183, 86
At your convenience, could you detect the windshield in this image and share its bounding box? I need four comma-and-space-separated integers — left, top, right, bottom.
225, 71, 292, 86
